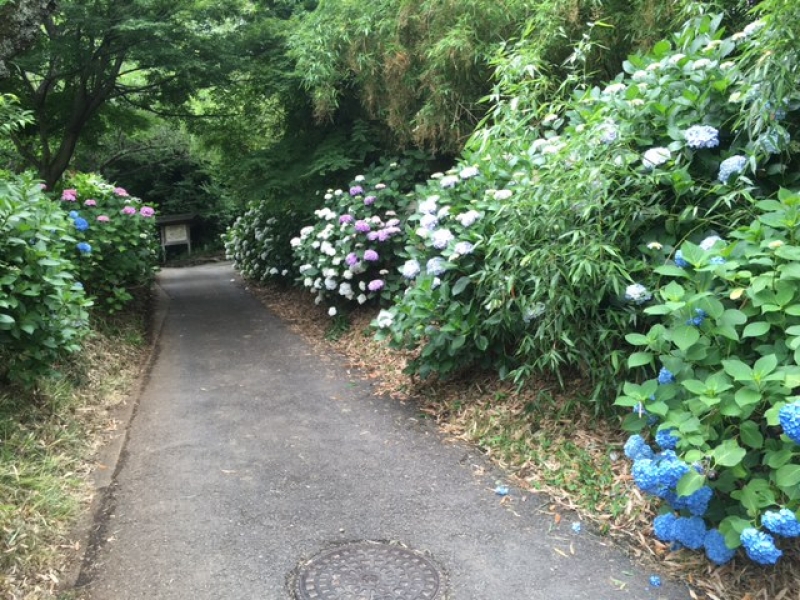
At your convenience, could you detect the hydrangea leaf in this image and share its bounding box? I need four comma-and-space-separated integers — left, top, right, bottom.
676, 469, 706, 497
672, 325, 700, 350
740, 421, 764, 449
714, 439, 747, 467
722, 359, 754, 382
742, 321, 771, 338
628, 352, 653, 368
775, 465, 800, 489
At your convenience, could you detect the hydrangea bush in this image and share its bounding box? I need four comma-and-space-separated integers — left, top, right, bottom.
377, 14, 798, 391
289, 157, 431, 312
224, 201, 307, 284
0, 172, 92, 385
57, 173, 158, 312
616, 188, 800, 566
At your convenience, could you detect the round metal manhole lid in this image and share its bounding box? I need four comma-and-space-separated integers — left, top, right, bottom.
294, 541, 444, 600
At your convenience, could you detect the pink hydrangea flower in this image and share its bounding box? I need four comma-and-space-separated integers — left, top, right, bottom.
113, 187, 130, 197
122, 206, 136, 215
84, 199, 97, 206
368, 279, 385, 291
96, 215, 110, 222
61, 189, 78, 201
140, 206, 155, 217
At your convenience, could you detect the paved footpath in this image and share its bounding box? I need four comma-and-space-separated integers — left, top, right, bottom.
76, 263, 687, 599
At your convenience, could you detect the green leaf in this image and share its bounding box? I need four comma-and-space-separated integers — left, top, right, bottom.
676, 469, 706, 497
722, 359, 753, 382
713, 439, 747, 467
779, 263, 800, 280
681, 379, 707, 395
671, 325, 700, 351
742, 321, 770, 338
734, 387, 761, 408
776, 464, 800, 488
452, 276, 470, 296
739, 421, 764, 449
624, 333, 649, 346
627, 352, 653, 368
654, 265, 690, 278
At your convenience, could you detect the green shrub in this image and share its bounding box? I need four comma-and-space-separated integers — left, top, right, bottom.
289, 156, 431, 313
616, 187, 800, 566
57, 173, 158, 312
376, 13, 799, 396
0, 172, 92, 385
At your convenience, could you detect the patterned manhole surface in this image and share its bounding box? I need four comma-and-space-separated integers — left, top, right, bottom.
295, 541, 443, 600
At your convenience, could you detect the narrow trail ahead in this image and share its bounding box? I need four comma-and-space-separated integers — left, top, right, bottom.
76, 263, 685, 599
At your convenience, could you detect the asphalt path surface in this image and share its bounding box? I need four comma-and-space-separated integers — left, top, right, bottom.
76, 263, 687, 599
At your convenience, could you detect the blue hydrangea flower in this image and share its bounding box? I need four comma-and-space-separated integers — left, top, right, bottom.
657, 367, 676, 385
632, 459, 661, 495
704, 529, 736, 565
632, 402, 659, 425
76, 242, 92, 254
653, 513, 678, 542
649, 575, 662, 588
740, 528, 783, 565
674, 249, 689, 268
672, 516, 707, 550
671, 486, 713, 516
709, 256, 726, 265
73, 217, 89, 232
654, 451, 690, 489
779, 402, 800, 444
656, 428, 680, 450
686, 308, 708, 327
718, 155, 748, 184
762, 508, 800, 538
684, 125, 720, 149
68, 210, 79, 219
624, 434, 654, 461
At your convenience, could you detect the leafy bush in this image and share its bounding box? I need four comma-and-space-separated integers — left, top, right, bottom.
290, 157, 430, 313
224, 202, 309, 284
57, 172, 158, 312
616, 188, 800, 566
0, 171, 92, 385
375, 13, 799, 395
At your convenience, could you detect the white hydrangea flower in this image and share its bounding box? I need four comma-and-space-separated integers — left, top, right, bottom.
375, 310, 394, 328
440, 175, 459, 188
642, 147, 671, 169
354, 175, 365, 182
700, 235, 723, 251
290, 237, 302, 248
328, 307, 337, 317
430, 172, 444, 180
493, 189, 513, 201
459, 166, 479, 179
357, 293, 367, 304
624, 283, 652, 305
455, 210, 481, 227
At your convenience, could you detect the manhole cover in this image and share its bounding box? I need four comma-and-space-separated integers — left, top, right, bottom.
294, 541, 444, 600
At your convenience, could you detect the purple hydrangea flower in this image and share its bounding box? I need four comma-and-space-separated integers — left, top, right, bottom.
367, 279, 385, 292
345, 253, 359, 266
364, 195, 377, 206
339, 214, 354, 224
354, 220, 371, 233
350, 185, 364, 196
363, 249, 379, 262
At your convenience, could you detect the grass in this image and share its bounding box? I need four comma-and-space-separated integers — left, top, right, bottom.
0, 309, 149, 599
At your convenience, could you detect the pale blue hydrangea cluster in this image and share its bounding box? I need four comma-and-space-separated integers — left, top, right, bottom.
686, 308, 708, 327
657, 366, 676, 385
718, 155, 747, 183
683, 125, 720, 149
740, 528, 783, 565
762, 508, 800, 538
655, 428, 680, 450
623, 434, 654, 460
624, 283, 651, 305
674, 249, 689, 268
